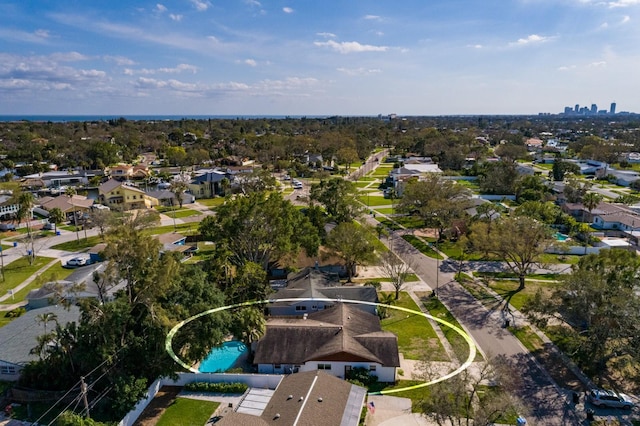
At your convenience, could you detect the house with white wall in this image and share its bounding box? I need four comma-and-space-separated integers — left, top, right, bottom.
254, 304, 399, 382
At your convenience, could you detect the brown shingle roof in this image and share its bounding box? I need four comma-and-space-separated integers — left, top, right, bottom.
254, 304, 399, 367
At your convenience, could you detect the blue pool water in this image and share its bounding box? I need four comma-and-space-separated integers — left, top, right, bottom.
554, 232, 569, 241
199, 341, 248, 373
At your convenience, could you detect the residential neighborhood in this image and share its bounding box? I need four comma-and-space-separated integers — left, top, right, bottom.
1, 115, 640, 426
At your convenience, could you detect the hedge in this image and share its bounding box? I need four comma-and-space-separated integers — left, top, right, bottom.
184, 382, 248, 394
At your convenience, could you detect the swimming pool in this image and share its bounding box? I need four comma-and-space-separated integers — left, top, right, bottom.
199, 340, 248, 373
554, 232, 569, 241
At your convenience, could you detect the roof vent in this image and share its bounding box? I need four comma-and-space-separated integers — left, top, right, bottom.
318, 397, 323, 402
299, 396, 304, 401
274, 413, 280, 419
287, 395, 293, 400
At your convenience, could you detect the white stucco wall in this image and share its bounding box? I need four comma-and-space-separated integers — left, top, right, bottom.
258, 361, 395, 383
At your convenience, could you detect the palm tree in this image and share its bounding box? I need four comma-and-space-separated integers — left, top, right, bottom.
582, 192, 603, 254
48, 207, 65, 233
13, 191, 36, 263
582, 192, 603, 224
65, 187, 80, 243
36, 312, 58, 335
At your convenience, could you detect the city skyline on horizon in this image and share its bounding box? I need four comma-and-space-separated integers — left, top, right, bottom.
2, 1, 640, 116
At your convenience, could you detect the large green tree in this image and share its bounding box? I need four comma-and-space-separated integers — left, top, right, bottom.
396, 174, 471, 240
310, 177, 364, 223
523, 249, 640, 380
20, 221, 231, 420
324, 222, 378, 282
199, 191, 319, 270
468, 216, 553, 290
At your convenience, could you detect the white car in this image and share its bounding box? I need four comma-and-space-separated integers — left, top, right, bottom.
587, 389, 634, 409
66, 257, 88, 267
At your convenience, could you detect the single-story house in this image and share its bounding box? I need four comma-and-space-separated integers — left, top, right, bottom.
215, 370, 367, 426
269, 268, 378, 316
155, 232, 198, 257
254, 303, 399, 382
22, 171, 90, 188
592, 213, 640, 232
39, 194, 94, 218
145, 190, 194, 207
0, 305, 80, 381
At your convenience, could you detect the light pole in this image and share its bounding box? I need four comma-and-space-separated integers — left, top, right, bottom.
435, 239, 439, 297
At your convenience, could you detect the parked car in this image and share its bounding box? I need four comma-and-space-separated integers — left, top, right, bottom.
42, 222, 55, 231
0, 223, 16, 232
587, 389, 634, 409
65, 257, 90, 268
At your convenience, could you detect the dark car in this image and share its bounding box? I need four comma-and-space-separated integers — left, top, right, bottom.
0, 223, 16, 232
42, 222, 55, 231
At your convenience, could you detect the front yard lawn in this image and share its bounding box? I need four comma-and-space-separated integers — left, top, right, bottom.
401, 235, 443, 260
0, 256, 56, 296
195, 198, 226, 208
50, 235, 103, 251
380, 292, 448, 361
357, 195, 391, 206
156, 397, 220, 426
418, 293, 483, 363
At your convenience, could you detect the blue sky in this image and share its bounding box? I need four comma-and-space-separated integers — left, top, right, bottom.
1, 0, 639, 115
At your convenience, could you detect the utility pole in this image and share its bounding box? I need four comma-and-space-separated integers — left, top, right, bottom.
80, 376, 90, 419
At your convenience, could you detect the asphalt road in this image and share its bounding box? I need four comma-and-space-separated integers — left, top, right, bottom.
380, 225, 584, 425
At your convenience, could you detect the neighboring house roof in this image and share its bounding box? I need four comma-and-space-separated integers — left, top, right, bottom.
155, 232, 187, 246
192, 170, 227, 184
0, 305, 80, 366
254, 304, 399, 367
40, 194, 94, 213
597, 213, 640, 228
271, 268, 377, 309
216, 371, 367, 426
99, 179, 145, 195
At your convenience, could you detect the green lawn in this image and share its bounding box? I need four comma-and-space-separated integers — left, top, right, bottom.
380, 292, 448, 361
378, 215, 425, 230
373, 207, 395, 215
10, 260, 75, 302
357, 195, 391, 206
370, 380, 431, 412
401, 235, 444, 260
418, 293, 483, 363
486, 279, 558, 311
195, 197, 227, 208
160, 208, 201, 218
50, 235, 103, 251
0, 256, 56, 296
509, 325, 545, 353
145, 223, 200, 236
156, 398, 220, 426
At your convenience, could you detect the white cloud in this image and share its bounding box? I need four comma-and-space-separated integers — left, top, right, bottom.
283, 7, 294, 13
467, 44, 483, 49
34, 29, 51, 38
588, 61, 607, 67
155, 4, 167, 13
50, 52, 88, 62
316, 32, 336, 38
0, 53, 107, 87
0, 28, 52, 44
508, 34, 552, 46
314, 40, 388, 54
190, 0, 211, 11
245, 0, 262, 6
244, 59, 257, 67
599, 22, 609, 29
363, 15, 382, 21
607, 0, 640, 7
169, 14, 183, 21
125, 64, 198, 75
103, 55, 136, 66
558, 65, 577, 71
621, 15, 631, 23
337, 67, 381, 76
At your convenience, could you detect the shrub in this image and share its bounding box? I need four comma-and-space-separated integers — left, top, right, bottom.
184, 381, 248, 394
5, 308, 26, 318
345, 367, 378, 387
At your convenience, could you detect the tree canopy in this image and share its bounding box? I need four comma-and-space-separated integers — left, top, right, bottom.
199, 191, 319, 270
310, 177, 364, 224
396, 174, 471, 240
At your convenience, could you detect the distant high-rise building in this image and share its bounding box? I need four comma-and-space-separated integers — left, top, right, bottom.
610, 102, 616, 115
591, 104, 597, 114
575, 104, 579, 113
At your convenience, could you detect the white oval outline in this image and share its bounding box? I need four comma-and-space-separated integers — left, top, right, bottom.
165, 297, 477, 395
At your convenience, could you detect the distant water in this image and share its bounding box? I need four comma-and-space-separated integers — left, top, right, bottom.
0, 115, 330, 123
